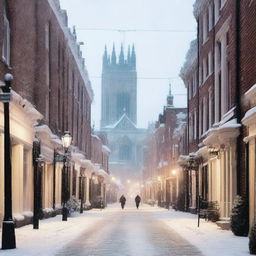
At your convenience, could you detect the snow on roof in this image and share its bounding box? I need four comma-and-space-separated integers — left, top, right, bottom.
220, 118, 241, 129
104, 113, 137, 130
91, 134, 101, 140
102, 145, 111, 153
242, 106, 256, 126
176, 112, 187, 120
180, 39, 198, 82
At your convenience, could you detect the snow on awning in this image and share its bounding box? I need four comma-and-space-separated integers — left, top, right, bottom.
203, 119, 241, 148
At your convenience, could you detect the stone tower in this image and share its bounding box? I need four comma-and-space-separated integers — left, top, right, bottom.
99, 44, 146, 182
101, 44, 137, 128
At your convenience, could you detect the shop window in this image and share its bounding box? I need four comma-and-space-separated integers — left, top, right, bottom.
72, 167, 76, 196
201, 165, 208, 201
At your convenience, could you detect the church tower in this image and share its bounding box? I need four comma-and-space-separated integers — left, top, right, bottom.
101, 44, 137, 128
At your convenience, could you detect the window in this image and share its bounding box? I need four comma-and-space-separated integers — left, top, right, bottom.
23, 148, 30, 211
203, 98, 207, 133
116, 93, 130, 119
193, 72, 197, 97
208, 4, 213, 31
189, 116, 193, 142
203, 12, 209, 43
72, 169, 76, 196
228, 62, 231, 109
203, 58, 208, 81
199, 65, 202, 86
2, 1, 10, 65
208, 89, 213, 128
221, 0, 227, 8
214, 0, 221, 24
199, 100, 204, 136
201, 165, 208, 201
208, 51, 213, 75
119, 144, 131, 161
193, 110, 197, 140
45, 22, 50, 122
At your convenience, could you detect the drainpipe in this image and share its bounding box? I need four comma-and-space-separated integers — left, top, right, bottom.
196, 18, 200, 148
235, 0, 242, 196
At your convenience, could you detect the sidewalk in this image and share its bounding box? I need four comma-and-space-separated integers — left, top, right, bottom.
0, 210, 105, 256
151, 207, 249, 256
0, 205, 250, 256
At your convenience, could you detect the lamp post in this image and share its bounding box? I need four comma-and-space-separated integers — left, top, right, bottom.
187, 153, 200, 213
1, 74, 16, 249
33, 137, 43, 230
61, 131, 72, 221
80, 171, 85, 214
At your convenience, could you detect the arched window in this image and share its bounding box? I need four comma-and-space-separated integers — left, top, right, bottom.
118, 136, 132, 161
116, 93, 130, 119
2, 1, 10, 65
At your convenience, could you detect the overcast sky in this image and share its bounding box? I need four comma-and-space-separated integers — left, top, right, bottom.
60, 0, 196, 128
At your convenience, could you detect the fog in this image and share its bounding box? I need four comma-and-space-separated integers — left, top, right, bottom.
60, 0, 196, 128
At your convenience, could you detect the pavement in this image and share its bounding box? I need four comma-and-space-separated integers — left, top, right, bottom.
55, 204, 202, 256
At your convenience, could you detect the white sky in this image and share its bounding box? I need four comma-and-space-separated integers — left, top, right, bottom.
60, 0, 196, 128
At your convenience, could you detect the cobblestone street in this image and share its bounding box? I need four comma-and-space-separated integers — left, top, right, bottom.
55, 205, 202, 256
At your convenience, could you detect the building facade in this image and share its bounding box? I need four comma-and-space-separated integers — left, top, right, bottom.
143, 87, 187, 207
179, 0, 241, 224
0, 0, 109, 228
176, 0, 256, 231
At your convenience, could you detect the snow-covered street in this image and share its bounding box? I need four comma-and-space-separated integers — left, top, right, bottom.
0, 204, 249, 256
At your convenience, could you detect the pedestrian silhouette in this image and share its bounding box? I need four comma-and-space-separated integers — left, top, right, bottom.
119, 195, 126, 209
135, 195, 141, 209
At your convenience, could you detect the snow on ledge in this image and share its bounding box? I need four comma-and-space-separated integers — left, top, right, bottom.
14, 213, 25, 221
244, 84, 256, 105
242, 106, 256, 126
102, 145, 111, 153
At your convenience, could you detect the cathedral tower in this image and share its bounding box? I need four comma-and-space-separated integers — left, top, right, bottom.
101, 44, 137, 128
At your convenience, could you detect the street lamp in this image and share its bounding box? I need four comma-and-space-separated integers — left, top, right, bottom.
1, 74, 16, 249
171, 169, 177, 176
61, 131, 72, 221
33, 137, 43, 230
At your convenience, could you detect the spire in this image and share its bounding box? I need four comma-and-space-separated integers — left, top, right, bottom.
103, 45, 108, 69
167, 83, 174, 107
131, 44, 136, 68
127, 45, 131, 64
119, 44, 125, 65
72, 26, 77, 40
111, 44, 116, 65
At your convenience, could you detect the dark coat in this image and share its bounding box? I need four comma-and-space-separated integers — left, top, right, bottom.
120, 195, 126, 204
135, 195, 141, 203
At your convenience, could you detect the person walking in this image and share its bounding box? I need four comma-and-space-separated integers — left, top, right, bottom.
135, 195, 141, 209
119, 195, 126, 209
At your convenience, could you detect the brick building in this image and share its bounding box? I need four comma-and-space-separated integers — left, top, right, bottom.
178, 0, 256, 231
179, 0, 241, 224
0, 0, 108, 227
239, 0, 256, 229
143, 86, 186, 207
90, 134, 110, 207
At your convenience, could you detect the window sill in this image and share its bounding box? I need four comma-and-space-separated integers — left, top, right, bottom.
1, 57, 11, 69
201, 73, 212, 86
202, 37, 209, 45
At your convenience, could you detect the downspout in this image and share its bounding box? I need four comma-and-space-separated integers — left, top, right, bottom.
196, 18, 200, 148
196, 17, 200, 211
235, 0, 242, 196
